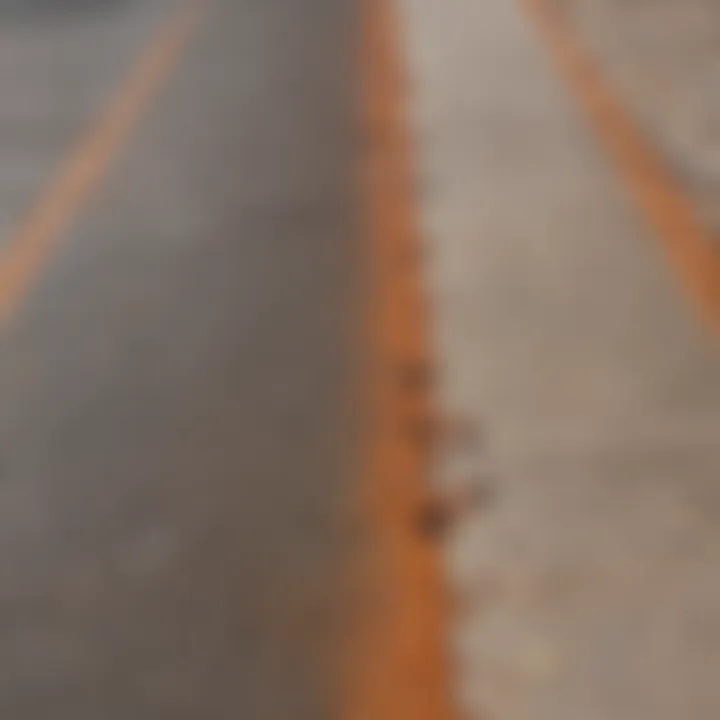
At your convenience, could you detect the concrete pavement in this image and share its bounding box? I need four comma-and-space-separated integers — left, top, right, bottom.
397, 0, 720, 718
2, 0, 719, 718
0, 1, 357, 717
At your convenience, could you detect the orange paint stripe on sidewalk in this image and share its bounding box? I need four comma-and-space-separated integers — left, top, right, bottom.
524, 0, 720, 330
0, 1, 206, 328
346, 0, 454, 718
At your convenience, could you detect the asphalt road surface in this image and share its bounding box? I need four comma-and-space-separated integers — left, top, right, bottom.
0, 0, 358, 717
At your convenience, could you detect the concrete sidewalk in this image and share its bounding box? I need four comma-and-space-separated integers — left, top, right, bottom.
398, 0, 720, 718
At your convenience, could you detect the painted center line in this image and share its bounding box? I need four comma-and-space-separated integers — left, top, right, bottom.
0, 0, 206, 328
524, 0, 720, 332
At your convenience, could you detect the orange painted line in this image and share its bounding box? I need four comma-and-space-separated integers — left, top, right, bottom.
524, 0, 720, 330
346, 0, 454, 718
0, 1, 206, 327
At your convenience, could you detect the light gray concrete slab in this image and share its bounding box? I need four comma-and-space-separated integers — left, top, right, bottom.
398, 0, 720, 717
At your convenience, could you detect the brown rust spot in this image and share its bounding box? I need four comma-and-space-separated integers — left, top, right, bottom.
345, 0, 455, 717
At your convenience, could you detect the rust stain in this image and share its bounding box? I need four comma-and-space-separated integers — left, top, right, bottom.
0, 1, 205, 327
524, 0, 720, 330
346, 0, 455, 718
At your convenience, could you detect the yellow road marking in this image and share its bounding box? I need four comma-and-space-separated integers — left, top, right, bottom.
524, 0, 720, 330
0, 1, 206, 327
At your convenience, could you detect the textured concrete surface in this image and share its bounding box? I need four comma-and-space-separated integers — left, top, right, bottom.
398, 0, 720, 718
0, 0, 357, 717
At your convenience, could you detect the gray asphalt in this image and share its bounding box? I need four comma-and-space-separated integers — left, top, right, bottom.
0, 0, 359, 717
